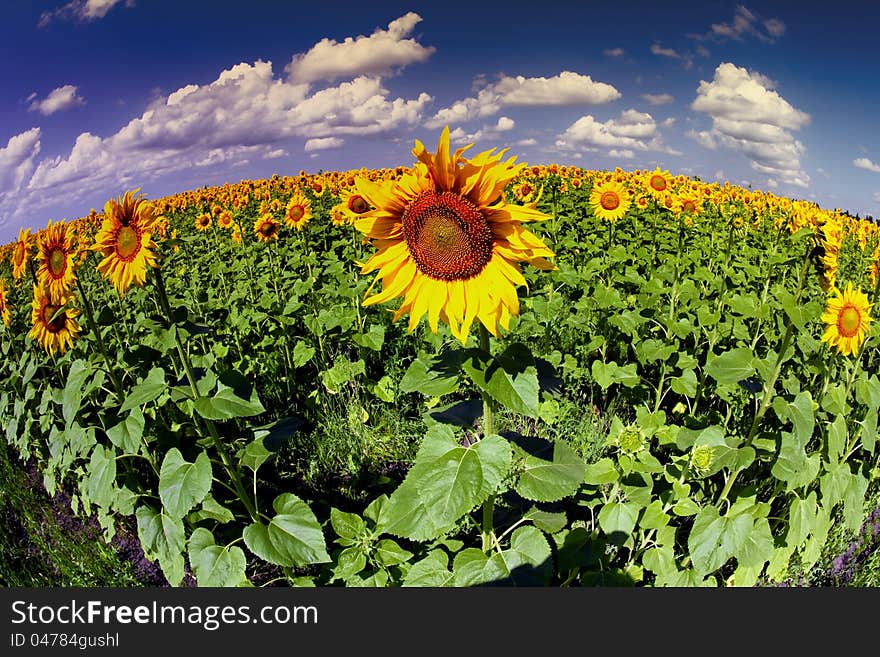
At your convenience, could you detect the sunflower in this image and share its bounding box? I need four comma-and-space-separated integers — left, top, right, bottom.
217, 210, 234, 230
820, 282, 873, 356
29, 285, 81, 355
36, 220, 78, 297
353, 126, 555, 345
93, 189, 159, 296
0, 278, 11, 327
674, 194, 704, 218
285, 191, 312, 230
589, 179, 630, 222
195, 213, 212, 231
11, 228, 32, 281
336, 187, 373, 224
644, 167, 673, 202
253, 214, 280, 242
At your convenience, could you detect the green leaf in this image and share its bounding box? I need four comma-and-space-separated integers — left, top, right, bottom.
62, 359, 91, 426
191, 496, 235, 524
292, 341, 315, 367
193, 375, 265, 420
352, 324, 385, 351
403, 550, 453, 587
688, 507, 751, 576
640, 500, 670, 530
106, 408, 145, 455
399, 351, 464, 397
843, 473, 869, 532
705, 348, 756, 385
462, 344, 540, 417
240, 437, 272, 473
513, 439, 586, 502
820, 461, 851, 511
670, 369, 698, 397
86, 444, 117, 510
243, 493, 330, 567
786, 492, 817, 548
120, 367, 167, 412
583, 457, 619, 485
524, 508, 567, 534
597, 502, 639, 541
826, 415, 847, 463
136, 505, 185, 586
330, 508, 366, 541
493, 526, 553, 585
374, 539, 413, 567
159, 448, 212, 519
188, 527, 248, 587
453, 548, 507, 586
735, 517, 774, 570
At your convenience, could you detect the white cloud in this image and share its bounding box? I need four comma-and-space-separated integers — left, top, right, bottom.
661, 117, 676, 128
604, 48, 625, 57
556, 108, 679, 156
285, 12, 435, 84
854, 157, 880, 173
608, 149, 634, 159
28, 85, 85, 115
766, 178, 778, 188
0, 129, 42, 204
304, 137, 344, 152
426, 71, 620, 128
708, 5, 785, 43
495, 116, 515, 131
38, 0, 132, 26
691, 62, 810, 187
650, 43, 693, 69
516, 138, 537, 146
641, 93, 674, 106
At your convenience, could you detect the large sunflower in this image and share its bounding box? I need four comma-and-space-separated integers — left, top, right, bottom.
253, 214, 280, 242
644, 167, 673, 202
29, 285, 81, 355
11, 228, 32, 281
93, 189, 159, 296
820, 282, 873, 356
589, 179, 630, 222
353, 126, 555, 344
0, 278, 11, 327
285, 191, 312, 230
36, 220, 78, 297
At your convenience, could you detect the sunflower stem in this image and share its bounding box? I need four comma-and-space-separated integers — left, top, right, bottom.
477, 323, 497, 553
76, 277, 125, 401
153, 266, 258, 522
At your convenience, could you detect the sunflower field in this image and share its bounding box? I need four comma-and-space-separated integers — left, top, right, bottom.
1, 127, 878, 587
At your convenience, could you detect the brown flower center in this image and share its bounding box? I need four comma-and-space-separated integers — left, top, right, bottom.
402, 191, 493, 281
600, 191, 620, 211
838, 305, 861, 338
288, 205, 305, 221
682, 199, 697, 213
116, 226, 141, 261
42, 303, 66, 333
260, 221, 278, 238
48, 247, 67, 277
347, 195, 369, 214
650, 175, 667, 192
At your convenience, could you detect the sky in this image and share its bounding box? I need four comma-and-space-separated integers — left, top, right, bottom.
1, 0, 879, 244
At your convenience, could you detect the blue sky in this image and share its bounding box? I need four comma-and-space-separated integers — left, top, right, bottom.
2, 0, 879, 244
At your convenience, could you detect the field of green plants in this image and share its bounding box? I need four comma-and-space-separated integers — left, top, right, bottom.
1, 129, 878, 587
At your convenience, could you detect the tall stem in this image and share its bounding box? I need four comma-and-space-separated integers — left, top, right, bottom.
478, 324, 496, 552
76, 278, 125, 400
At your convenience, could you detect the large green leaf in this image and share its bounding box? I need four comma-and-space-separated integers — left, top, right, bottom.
86, 444, 117, 510
243, 493, 330, 567
62, 359, 91, 426
687, 506, 752, 576
399, 351, 465, 397
462, 344, 540, 417
188, 527, 248, 587
106, 408, 145, 455
597, 502, 639, 541
705, 348, 756, 385
402, 550, 454, 587
379, 426, 511, 541
786, 492, 818, 548
193, 375, 265, 420
159, 448, 212, 519
136, 505, 185, 586
120, 367, 167, 412
513, 438, 586, 502
771, 431, 820, 491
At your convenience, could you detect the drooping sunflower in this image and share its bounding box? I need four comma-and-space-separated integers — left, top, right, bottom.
644, 167, 673, 202
820, 282, 873, 356
253, 214, 280, 242
285, 191, 312, 230
11, 228, 32, 281
29, 285, 81, 355
195, 213, 212, 232
353, 126, 555, 344
36, 220, 79, 297
93, 189, 159, 296
0, 278, 11, 327
589, 179, 630, 222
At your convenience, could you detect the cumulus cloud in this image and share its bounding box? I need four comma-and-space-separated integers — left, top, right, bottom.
555, 108, 680, 156
854, 157, 880, 173
495, 116, 515, 131
38, 0, 132, 27
28, 85, 85, 115
447, 117, 516, 145
641, 93, 674, 106
426, 71, 620, 128
690, 5, 785, 44
517, 138, 537, 146
690, 62, 810, 187
304, 137, 344, 152
285, 12, 435, 83
0, 129, 42, 204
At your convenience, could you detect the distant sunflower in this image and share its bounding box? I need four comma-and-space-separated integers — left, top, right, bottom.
253, 214, 280, 242
29, 285, 80, 355
36, 220, 78, 297
589, 180, 630, 222
821, 282, 873, 356
11, 228, 32, 281
353, 126, 555, 344
285, 191, 312, 230
93, 189, 159, 296
217, 210, 234, 230
0, 279, 10, 327
195, 213, 212, 232
644, 167, 673, 202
